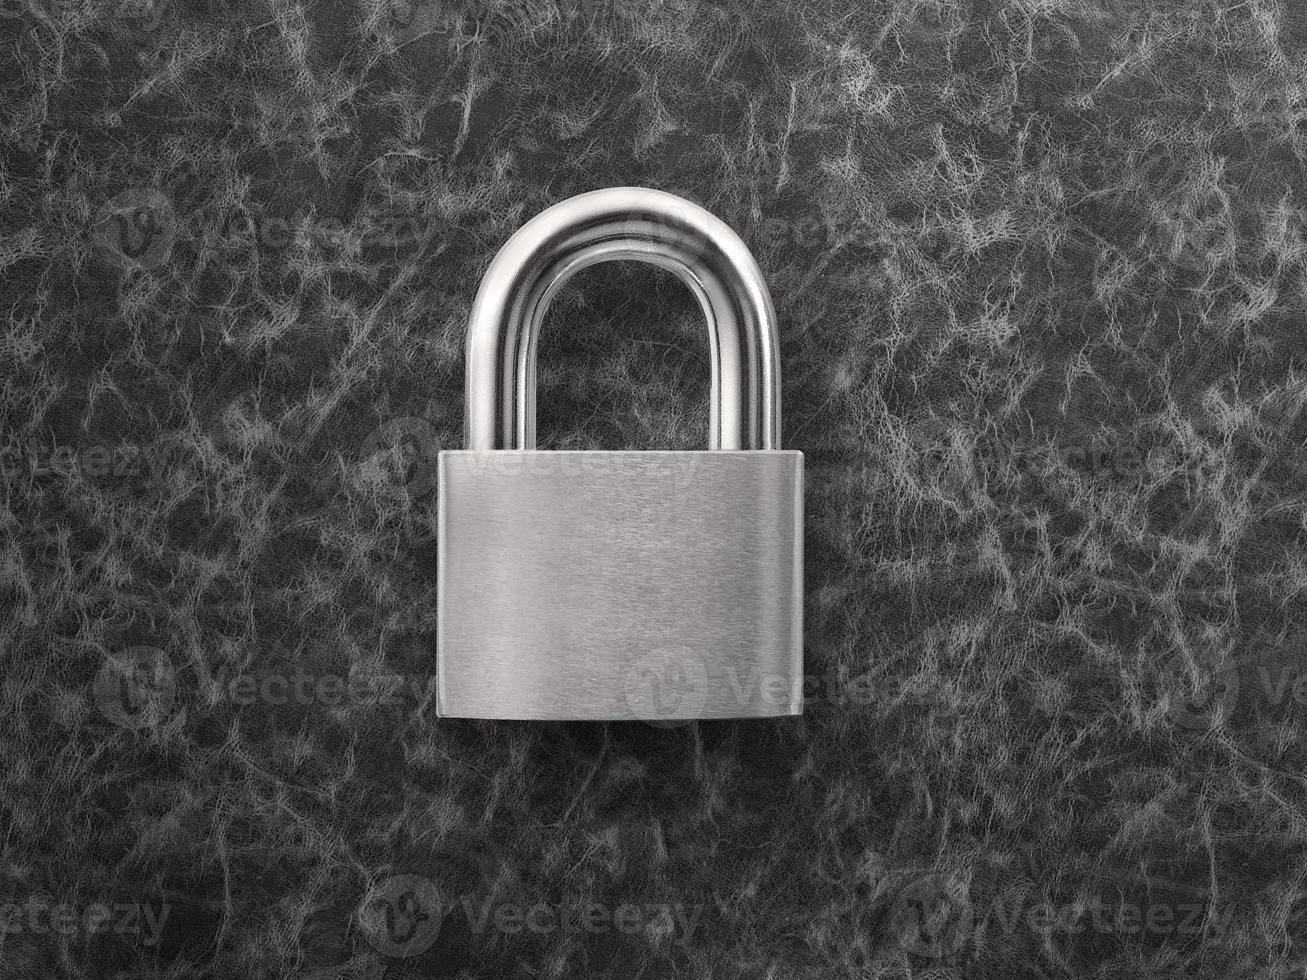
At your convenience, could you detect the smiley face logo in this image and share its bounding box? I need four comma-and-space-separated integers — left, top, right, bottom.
94, 188, 176, 271
623, 645, 708, 728
887, 873, 973, 960
94, 646, 177, 730
907, 416, 975, 492
617, 190, 709, 261
1159, 652, 1239, 730
385, 0, 442, 44
359, 417, 440, 498
359, 874, 442, 958
117, 0, 166, 31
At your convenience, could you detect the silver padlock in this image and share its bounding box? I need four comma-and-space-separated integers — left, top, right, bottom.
436, 188, 803, 721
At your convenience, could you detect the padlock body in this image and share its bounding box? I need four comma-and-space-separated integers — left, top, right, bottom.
437, 451, 803, 720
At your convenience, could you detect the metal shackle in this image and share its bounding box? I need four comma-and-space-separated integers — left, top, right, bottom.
464, 187, 781, 451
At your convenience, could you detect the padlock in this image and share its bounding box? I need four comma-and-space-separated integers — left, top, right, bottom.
436, 188, 803, 721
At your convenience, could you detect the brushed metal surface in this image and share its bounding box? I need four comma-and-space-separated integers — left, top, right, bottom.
465, 187, 780, 451
437, 451, 803, 721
